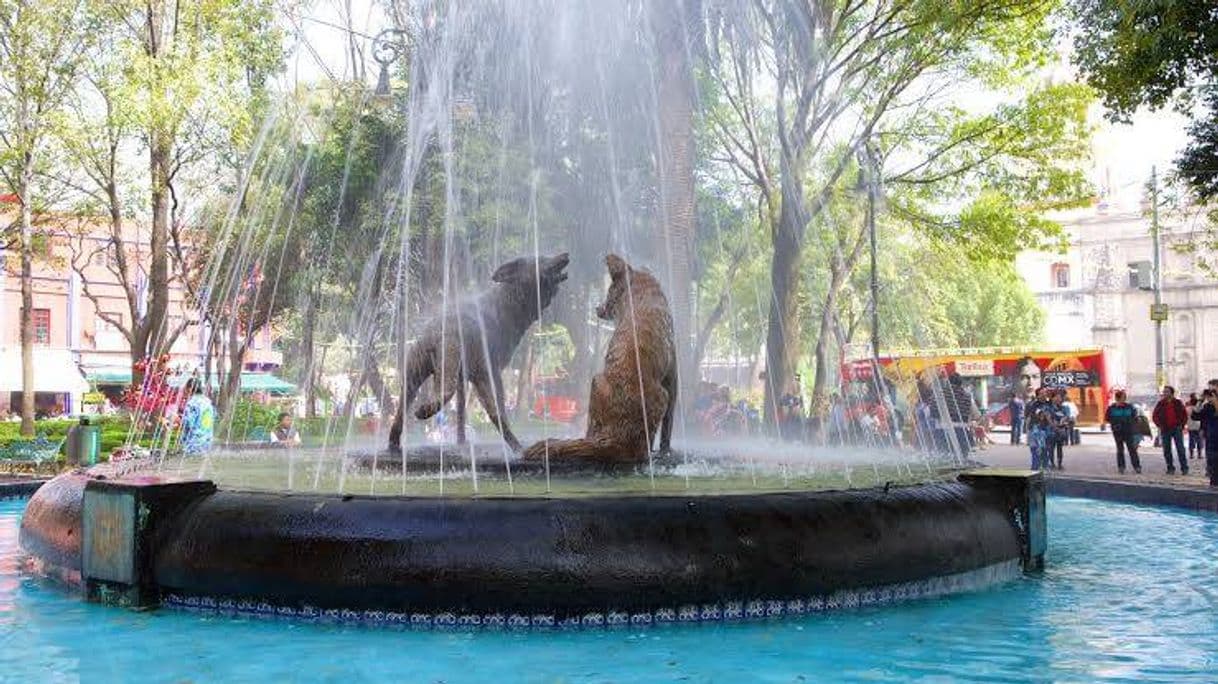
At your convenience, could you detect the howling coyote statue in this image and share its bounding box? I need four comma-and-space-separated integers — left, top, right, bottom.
388, 253, 570, 452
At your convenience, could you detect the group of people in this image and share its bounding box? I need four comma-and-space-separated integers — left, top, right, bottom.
176, 380, 301, 455
1111, 380, 1218, 486
914, 373, 981, 458
1009, 388, 1079, 471
692, 382, 757, 437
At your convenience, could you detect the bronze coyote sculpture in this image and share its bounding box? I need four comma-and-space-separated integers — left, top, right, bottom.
388, 253, 570, 452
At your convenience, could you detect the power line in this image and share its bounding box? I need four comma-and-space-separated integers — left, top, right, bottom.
285, 11, 381, 42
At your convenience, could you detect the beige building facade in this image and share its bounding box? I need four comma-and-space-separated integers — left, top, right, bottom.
1016, 203, 1218, 398
0, 198, 281, 415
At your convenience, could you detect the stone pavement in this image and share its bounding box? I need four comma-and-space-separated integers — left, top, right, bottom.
976, 430, 1214, 490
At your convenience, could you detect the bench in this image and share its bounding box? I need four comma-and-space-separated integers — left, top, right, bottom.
0, 434, 64, 475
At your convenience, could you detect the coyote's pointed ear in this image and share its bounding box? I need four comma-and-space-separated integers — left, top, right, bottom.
492, 257, 525, 283
605, 253, 628, 279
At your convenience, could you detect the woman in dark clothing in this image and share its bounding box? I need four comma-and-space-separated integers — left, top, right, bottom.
1187, 393, 1202, 460
1048, 391, 1070, 470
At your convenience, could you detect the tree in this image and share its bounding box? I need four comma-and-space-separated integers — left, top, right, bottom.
0, 0, 93, 436
650, 0, 701, 411
1073, 0, 1218, 199
704, 0, 1086, 424
57, 0, 283, 388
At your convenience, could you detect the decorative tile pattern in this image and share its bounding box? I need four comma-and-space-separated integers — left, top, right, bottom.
159, 559, 1022, 631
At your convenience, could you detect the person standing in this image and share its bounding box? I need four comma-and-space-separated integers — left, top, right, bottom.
179, 379, 215, 456
1104, 390, 1142, 474
1008, 393, 1025, 445
1047, 391, 1070, 470
1193, 390, 1218, 486
779, 377, 804, 442
1186, 392, 1203, 460
1024, 388, 1051, 447
1152, 386, 1189, 475
1028, 407, 1053, 471
269, 412, 302, 446
1062, 394, 1080, 445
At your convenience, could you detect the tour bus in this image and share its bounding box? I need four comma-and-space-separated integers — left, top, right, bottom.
841, 347, 1118, 428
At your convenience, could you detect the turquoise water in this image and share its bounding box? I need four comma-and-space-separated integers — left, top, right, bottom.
2, 497, 1216, 683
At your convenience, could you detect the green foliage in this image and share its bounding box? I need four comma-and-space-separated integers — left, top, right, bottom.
1073, 0, 1218, 201
222, 399, 289, 440
101, 0, 284, 158
879, 242, 1045, 349
529, 325, 575, 377
0, 417, 145, 457
0, 0, 94, 192
886, 82, 1095, 259
1072, 0, 1216, 120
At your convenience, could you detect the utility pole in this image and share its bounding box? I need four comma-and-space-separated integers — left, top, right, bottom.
1151, 165, 1165, 390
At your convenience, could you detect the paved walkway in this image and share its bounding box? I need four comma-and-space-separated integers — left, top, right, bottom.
976, 431, 1214, 490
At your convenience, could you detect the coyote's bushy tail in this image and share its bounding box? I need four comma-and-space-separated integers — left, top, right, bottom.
521, 437, 627, 462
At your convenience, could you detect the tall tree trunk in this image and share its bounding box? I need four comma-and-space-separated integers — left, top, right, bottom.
363, 352, 391, 421
18, 169, 36, 437
809, 225, 870, 409
302, 285, 318, 418
652, 0, 697, 407
219, 321, 244, 418
693, 248, 747, 371
809, 289, 840, 407
556, 283, 592, 390
763, 217, 801, 429
139, 132, 172, 387
693, 292, 730, 373
514, 340, 534, 422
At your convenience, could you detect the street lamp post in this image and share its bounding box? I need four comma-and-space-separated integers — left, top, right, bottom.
372, 28, 410, 97
1150, 165, 1166, 390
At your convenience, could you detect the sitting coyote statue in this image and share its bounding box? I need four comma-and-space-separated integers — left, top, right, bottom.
523, 254, 677, 463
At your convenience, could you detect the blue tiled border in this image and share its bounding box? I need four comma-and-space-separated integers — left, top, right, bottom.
163, 558, 1021, 630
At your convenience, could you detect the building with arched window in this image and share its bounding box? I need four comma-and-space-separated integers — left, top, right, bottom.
1016, 203, 1218, 397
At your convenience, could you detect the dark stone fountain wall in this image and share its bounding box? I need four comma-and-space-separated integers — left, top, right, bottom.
19, 474, 88, 585
18, 471, 1042, 620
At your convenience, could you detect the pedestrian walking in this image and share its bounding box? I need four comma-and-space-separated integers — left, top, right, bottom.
1152, 386, 1189, 475
1104, 390, 1142, 474
1008, 393, 1024, 445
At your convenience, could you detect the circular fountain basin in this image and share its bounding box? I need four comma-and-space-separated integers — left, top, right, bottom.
18, 463, 1041, 623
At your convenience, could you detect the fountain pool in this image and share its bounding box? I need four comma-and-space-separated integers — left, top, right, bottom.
4, 496, 1215, 682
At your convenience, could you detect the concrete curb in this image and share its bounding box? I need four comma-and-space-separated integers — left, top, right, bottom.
1048, 476, 1218, 514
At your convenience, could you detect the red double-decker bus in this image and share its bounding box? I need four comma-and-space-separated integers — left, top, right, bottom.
841, 347, 1119, 427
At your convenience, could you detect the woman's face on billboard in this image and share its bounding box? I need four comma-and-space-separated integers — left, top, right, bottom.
1018, 359, 1041, 395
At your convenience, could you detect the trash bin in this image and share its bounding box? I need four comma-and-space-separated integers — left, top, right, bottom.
66, 417, 102, 466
